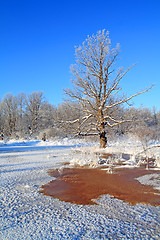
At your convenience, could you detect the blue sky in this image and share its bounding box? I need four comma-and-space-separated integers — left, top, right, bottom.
0, 0, 160, 110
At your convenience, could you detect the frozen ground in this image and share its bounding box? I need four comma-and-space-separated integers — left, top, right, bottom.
0, 138, 160, 239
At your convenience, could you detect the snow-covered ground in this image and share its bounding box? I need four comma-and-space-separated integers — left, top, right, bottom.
69, 135, 160, 170
0, 138, 160, 239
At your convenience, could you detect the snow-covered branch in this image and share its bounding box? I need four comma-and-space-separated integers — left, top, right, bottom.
64, 30, 154, 148
106, 85, 153, 109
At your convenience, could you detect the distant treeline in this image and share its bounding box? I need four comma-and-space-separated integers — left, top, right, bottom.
0, 91, 159, 141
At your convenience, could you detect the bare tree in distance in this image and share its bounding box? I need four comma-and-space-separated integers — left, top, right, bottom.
2, 94, 18, 137
25, 91, 45, 135
64, 30, 153, 148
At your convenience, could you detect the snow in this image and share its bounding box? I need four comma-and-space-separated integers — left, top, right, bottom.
1, 137, 160, 239
136, 174, 160, 192
68, 135, 160, 170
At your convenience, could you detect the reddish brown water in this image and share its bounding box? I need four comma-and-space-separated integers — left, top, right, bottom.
39, 167, 160, 205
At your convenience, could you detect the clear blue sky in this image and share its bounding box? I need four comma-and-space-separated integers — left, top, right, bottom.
0, 0, 160, 110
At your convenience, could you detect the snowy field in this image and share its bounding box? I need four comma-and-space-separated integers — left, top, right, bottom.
0, 138, 160, 239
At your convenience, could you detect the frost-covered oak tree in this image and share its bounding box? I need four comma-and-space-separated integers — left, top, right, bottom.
64, 30, 152, 148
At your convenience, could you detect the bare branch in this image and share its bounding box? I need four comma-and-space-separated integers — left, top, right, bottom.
107, 85, 153, 109
64, 30, 153, 148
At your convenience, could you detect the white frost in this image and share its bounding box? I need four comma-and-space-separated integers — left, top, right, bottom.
0, 138, 160, 239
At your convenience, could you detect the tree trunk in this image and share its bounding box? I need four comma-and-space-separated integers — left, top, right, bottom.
100, 131, 107, 148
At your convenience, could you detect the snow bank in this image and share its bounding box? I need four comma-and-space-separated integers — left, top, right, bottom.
36, 137, 93, 147
69, 146, 100, 167
0, 137, 93, 148
68, 135, 160, 169
0, 139, 41, 147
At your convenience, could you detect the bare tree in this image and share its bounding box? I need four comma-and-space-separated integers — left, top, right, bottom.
0, 100, 5, 137
56, 102, 84, 136
16, 92, 26, 137
1, 94, 18, 137
133, 125, 159, 169
64, 30, 152, 148
39, 102, 56, 129
25, 91, 45, 135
